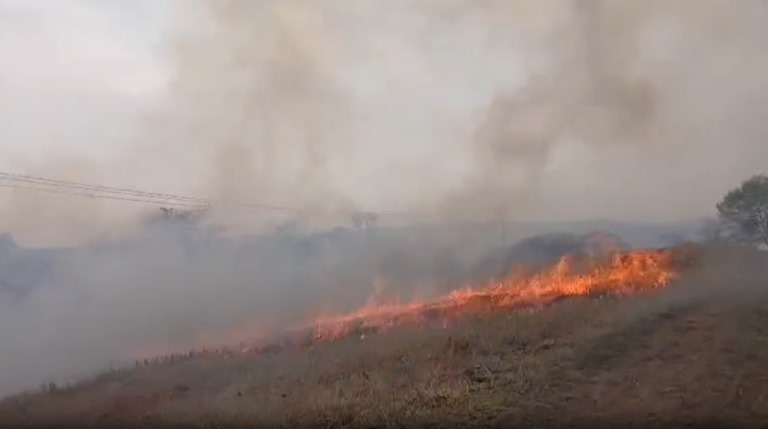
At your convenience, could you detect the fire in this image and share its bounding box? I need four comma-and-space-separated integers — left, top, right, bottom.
306, 250, 676, 342
136, 249, 678, 364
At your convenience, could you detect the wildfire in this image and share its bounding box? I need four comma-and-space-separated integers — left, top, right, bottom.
306, 249, 677, 342
137, 249, 679, 364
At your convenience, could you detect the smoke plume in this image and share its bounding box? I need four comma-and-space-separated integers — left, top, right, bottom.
139, 0, 768, 225
2, 0, 768, 400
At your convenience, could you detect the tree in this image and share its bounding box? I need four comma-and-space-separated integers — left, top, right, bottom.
716, 175, 768, 247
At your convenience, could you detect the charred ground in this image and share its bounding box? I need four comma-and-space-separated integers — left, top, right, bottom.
1, 243, 767, 428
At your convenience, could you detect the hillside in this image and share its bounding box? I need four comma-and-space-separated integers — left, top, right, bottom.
1, 244, 766, 428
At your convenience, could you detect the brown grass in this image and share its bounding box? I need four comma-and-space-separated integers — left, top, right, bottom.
3, 245, 768, 428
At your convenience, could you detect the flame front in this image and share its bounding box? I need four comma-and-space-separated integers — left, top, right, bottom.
137, 249, 678, 363
305, 250, 677, 343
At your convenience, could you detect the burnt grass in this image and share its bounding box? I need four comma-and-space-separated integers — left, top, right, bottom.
3, 245, 768, 429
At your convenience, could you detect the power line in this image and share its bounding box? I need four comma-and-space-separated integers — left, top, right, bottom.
0, 170, 411, 218
0, 182, 209, 208
0, 171, 303, 213
0, 171, 209, 204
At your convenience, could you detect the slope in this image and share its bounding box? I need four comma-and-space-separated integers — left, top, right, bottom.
1, 244, 766, 428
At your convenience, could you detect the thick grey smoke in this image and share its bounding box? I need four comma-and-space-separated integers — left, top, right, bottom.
0, 218, 531, 397
2, 0, 768, 400
4, 0, 768, 242
137, 0, 768, 225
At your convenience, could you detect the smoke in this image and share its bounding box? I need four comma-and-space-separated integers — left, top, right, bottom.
3, 0, 768, 400
132, 0, 768, 225
4, 0, 768, 242
130, 0, 359, 231
0, 219, 517, 398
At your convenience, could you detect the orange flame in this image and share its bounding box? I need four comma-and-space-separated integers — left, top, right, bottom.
136, 249, 678, 364
305, 250, 676, 342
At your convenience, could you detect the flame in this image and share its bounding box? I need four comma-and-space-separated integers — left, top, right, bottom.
306, 250, 676, 342
136, 249, 678, 364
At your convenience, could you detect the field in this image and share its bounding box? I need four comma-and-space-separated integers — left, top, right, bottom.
2, 244, 768, 428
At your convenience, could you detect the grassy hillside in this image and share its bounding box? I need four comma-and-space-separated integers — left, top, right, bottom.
1, 244, 765, 428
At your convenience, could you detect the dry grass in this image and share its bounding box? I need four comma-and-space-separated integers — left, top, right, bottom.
3, 246, 768, 428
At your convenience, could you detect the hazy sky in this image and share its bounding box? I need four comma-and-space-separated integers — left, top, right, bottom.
0, 0, 176, 244
2, 0, 768, 244
0, 0, 169, 159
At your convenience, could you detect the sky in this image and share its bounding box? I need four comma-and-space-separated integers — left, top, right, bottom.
1, 0, 768, 245
0, 0, 175, 244
0, 0, 170, 161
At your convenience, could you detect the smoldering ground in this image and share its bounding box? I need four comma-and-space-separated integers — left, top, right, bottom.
2, 0, 768, 400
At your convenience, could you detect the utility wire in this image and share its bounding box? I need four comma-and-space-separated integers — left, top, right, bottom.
0, 170, 411, 218
0, 182, 209, 208
0, 171, 304, 212
0, 171, 211, 204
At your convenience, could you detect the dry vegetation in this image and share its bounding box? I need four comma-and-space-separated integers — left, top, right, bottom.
2, 244, 768, 429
